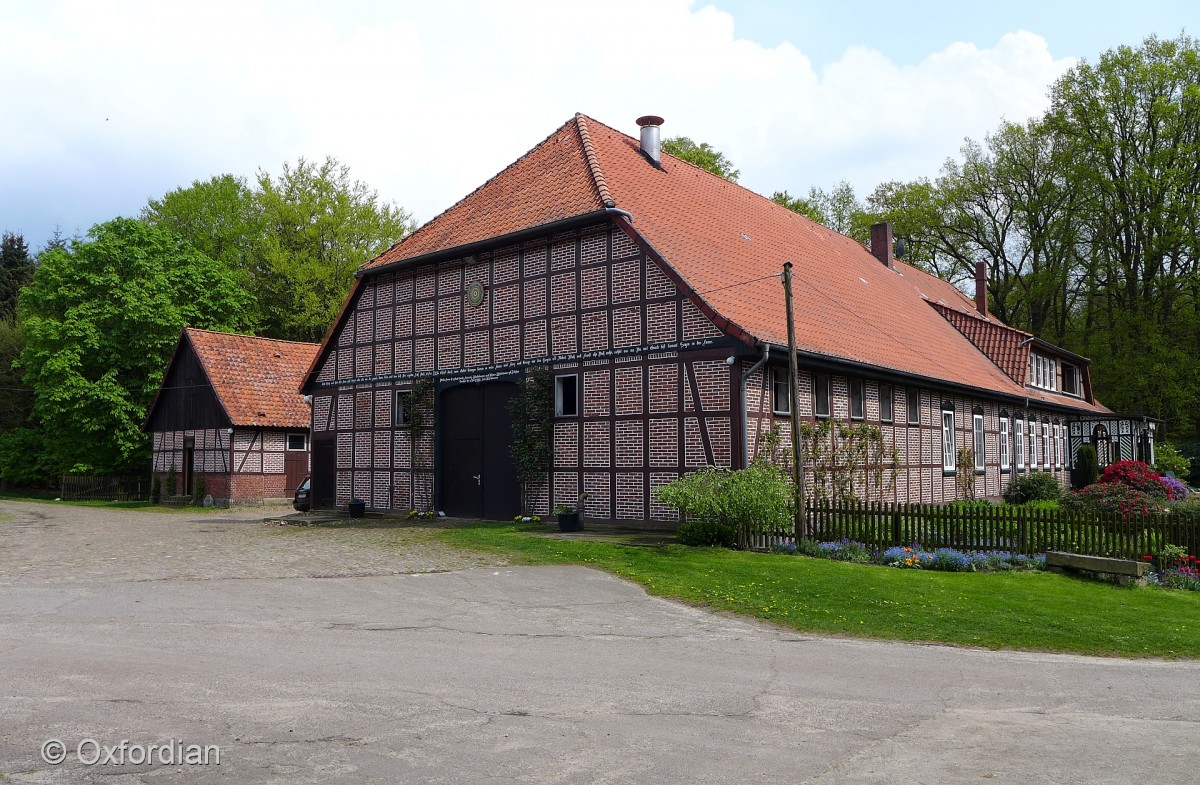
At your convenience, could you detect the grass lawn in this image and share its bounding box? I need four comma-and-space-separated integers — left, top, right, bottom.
436, 522, 1200, 659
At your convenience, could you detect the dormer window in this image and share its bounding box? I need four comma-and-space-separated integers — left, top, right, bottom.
1061, 363, 1082, 396
1029, 352, 1058, 391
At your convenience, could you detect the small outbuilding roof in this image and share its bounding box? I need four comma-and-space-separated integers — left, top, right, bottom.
149, 328, 318, 429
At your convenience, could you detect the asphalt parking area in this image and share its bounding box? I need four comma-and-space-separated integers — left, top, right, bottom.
1, 501, 1197, 783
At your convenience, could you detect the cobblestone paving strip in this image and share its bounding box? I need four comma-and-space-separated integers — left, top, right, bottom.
0, 500, 506, 585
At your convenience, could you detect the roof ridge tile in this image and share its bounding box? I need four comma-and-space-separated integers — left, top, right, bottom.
574, 113, 615, 209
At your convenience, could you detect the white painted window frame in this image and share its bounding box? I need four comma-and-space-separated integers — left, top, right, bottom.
1000, 416, 1010, 471
942, 408, 956, 475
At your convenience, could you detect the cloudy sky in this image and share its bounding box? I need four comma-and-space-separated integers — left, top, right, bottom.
2, 0, 1196, 250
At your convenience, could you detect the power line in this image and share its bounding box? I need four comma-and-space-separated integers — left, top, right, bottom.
696, 272, 783, 296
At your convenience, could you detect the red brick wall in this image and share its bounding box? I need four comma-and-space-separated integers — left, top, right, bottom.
150, 427, 307, 505
742, 362, 1073, 504
308, 221, 734, 520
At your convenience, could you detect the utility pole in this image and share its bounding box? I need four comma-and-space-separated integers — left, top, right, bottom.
781, 262, 806, 540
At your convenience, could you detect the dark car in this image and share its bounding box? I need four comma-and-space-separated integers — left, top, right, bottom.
293, 476, 311, 512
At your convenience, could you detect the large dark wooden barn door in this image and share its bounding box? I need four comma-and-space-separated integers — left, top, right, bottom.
311, 437, 337, 509
440, 382, 520, 520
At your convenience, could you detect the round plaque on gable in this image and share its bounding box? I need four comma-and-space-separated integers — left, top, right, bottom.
466, 281, 485, 307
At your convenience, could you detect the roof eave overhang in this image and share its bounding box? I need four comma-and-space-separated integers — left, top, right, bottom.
761, 341, 1106, 417
1030, 336, 1092, 365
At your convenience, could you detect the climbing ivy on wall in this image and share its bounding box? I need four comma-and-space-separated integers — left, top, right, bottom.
506, 365, 553, 513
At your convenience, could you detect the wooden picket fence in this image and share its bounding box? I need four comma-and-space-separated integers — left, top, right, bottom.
752, 500, 1200, 559
59, 475, 150, 502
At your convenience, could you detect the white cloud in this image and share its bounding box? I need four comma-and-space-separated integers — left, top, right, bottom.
0, 0, 1075, 244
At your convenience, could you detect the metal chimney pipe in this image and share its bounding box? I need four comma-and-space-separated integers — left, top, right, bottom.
975, 261, 989, 317
636, 115, 664, 164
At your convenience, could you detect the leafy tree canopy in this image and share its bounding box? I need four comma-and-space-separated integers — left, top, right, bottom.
662, 136, 740, 181
143, 156, 413, 342
17, 218, 252, 474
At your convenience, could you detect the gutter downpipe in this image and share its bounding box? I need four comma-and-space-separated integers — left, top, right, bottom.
740, 344, 770, 468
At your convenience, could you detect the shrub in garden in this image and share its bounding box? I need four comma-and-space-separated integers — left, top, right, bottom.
1168, 497, 1200, 515
677, 519, 737, 548
1153, 442, 1193, 483
1003, 471, 1062, 504
947, 499, 994, 513
1073, 444, 1100, 488
1160, 474, 1190, 501
192, 474, 206, 505
1060, 482, 1159, 516
655, 465, 792, 549
1099, 460, 1168, 499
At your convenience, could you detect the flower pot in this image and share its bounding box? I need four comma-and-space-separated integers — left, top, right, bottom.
348, 499, 366, 518
557, 512, 582, 532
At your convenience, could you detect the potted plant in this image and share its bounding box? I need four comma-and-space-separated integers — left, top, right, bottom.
554, 504, 582, 532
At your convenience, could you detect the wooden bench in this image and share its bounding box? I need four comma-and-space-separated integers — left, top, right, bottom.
1045, 551, 1150, 586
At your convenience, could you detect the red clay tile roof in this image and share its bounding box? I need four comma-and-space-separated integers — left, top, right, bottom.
931, 302, 1031, 384
354, 113, 1106, 413
184, 328, 318, 428
364, 119, 607, 269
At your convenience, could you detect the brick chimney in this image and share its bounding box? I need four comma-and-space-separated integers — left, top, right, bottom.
975, 261, 988, 317
870, 222, 894, 269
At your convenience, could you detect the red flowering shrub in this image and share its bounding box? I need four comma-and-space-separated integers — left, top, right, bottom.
1060, 482, 1159, 516
1099, 460, 1169, 500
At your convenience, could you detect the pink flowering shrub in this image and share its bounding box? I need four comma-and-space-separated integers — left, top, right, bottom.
1099, 460, 1169, 498
1061, 482, 1158, 516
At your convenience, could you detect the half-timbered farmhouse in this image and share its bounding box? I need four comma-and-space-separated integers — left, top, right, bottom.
147, 328, 318, 504
300, 114, 1156, 521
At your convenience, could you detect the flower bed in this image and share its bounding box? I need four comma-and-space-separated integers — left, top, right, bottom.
772, 538, 1045, 572
774, 536, 1197, 589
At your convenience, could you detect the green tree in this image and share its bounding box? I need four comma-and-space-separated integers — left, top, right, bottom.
1048, 34, 1200, 437
17, 218, 252, 475
772, 182, 870, 241
144, 158, 412, 343
770, 190, 825, 223
254, 157, 412, 341
662, 137, 740, 181
1, 231, 34, 321
863, 179, 957, 278
142, 174, 264, 295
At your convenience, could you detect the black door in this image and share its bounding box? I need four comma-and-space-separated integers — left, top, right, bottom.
312, 437, 337, 509
182, 437, 195, 495
440, 382, 520, 519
